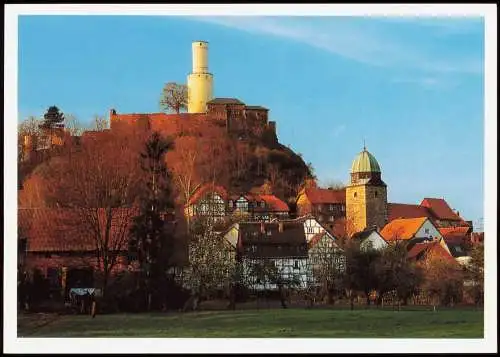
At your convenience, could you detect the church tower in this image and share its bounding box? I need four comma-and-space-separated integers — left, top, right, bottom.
345, 146, 388, 235
187, 41, 214, 113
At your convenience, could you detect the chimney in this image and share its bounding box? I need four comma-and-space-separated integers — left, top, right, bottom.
279, 221, 284, 233
260, 221, 265, 234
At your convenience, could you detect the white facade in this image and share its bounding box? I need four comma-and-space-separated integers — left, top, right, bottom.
414, 219, 451, 255
360, 231, 388, 251
302, 217, 327, 242
415, 219, 442, 240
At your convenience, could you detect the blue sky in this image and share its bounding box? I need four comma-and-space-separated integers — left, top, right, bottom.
18, 15, 485, 228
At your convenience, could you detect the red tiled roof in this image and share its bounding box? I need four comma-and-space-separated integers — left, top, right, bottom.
387, 203, 433, 222
258, 194, 289, 212
439, 226, 471, 236
18, 208, 139, 252
408, 241, 456, 264
187, 183, 228, 205
439, 226, 471, 244
420, 198, 462, 221
301, 188, 346, 204
380, 217, 428, 241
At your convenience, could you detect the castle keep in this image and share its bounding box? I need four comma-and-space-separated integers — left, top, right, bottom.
109, 41, 277, 142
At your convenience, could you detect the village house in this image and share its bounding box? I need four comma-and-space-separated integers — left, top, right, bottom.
407, 240, 457, 265
388, 198, 471, 229
296, 186, 346, 231
185, 183, 289, 223
380, 217, 452, 257
18, 208, 137, 297
350, 227, 388, 251
223, 215, 342, 291
18, 207, 181, 298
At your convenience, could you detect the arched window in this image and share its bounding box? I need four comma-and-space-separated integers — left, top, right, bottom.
354, 192, 357, 198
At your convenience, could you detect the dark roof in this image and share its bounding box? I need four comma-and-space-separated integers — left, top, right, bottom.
207, 98, 245, 105
246, 105, 269, 111
446, 243, 469, 258
351, 227, 380, 242
238, 221, 308, 258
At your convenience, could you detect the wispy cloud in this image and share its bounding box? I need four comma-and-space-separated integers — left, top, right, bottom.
391, 75, 460, 90
193, 16, 483, 75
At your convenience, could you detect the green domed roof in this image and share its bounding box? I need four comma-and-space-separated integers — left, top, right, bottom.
351, 148, 381, 173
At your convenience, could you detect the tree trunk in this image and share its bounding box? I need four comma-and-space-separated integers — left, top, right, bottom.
397, 300, 401, 311
350, 295, 354, 311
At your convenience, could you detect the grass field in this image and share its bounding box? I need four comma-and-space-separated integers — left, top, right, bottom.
18, 307, 483, 338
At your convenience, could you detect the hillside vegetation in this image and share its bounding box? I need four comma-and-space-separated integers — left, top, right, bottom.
19, 115, 312, 208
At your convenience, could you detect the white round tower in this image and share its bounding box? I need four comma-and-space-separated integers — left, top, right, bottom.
187, 41, 214, 113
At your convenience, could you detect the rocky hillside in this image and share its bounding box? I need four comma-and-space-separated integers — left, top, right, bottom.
18, 115, 312, 208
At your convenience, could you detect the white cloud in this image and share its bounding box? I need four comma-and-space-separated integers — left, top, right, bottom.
391, 75, 460, 89
194, 16, 483, 75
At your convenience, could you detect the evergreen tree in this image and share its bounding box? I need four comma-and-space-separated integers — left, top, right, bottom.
39, 106, 65, 130
129, 131, 175, 311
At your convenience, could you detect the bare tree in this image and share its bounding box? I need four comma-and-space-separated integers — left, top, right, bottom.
43, 134, 142, 296
464, 243, 483, 307
167, 136, 201, 206
18, 116, 42, 160
309, 237, 345, 306
160, 82, 188, 114
91, 115, 109, 131
64, 114, 84, 136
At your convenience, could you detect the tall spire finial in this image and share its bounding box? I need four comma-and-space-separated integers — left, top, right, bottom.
363, 138, 366, 151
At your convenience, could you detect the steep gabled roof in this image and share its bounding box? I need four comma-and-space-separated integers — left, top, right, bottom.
237, 221, 308, 258
439, 226, 472, 244
387, 203, 433, 222
380, 217, 428, 241
407, 241, 456, 263
351, 227, 385, 242
420, 198, 462, 221
187, 183, 228, 206
299, 187, 346, 204
258, 194, 289, 212
18, 208, 139, 252
308, 230, 339, 249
